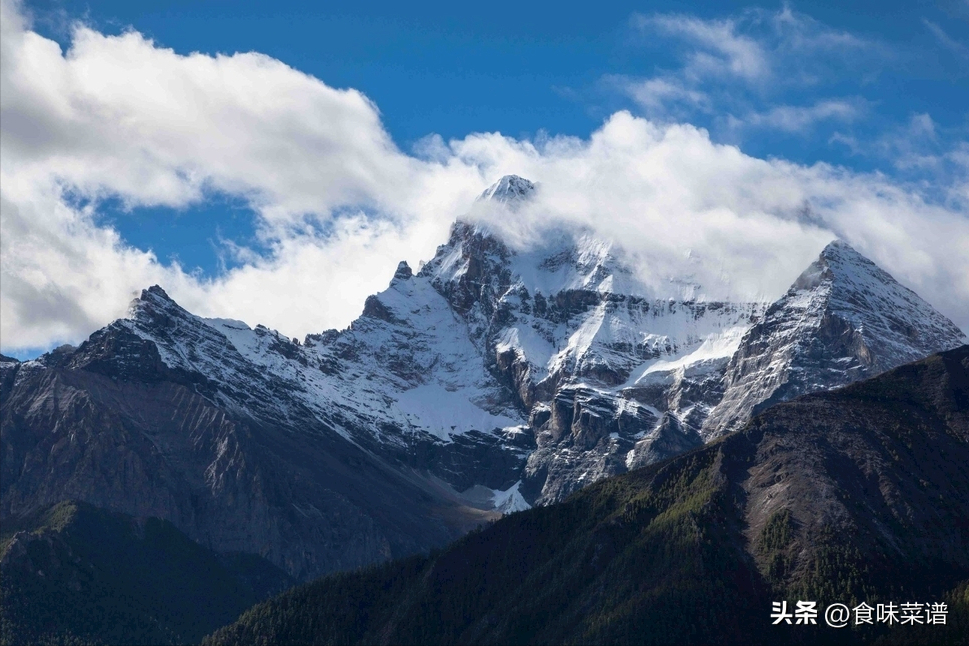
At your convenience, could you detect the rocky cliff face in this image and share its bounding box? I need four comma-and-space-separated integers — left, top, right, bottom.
2, 176, 965, 579
0, 316, 497, 581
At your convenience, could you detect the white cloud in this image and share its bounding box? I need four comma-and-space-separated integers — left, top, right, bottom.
446, 113, 969, 325
0, 0, 486, 350
2, 6, 418, 216
877, 113, 946, 172
923, 19, 969, 59
735, 98, 865, 133
2, 0, 968, 353
638, 14, 768, 82
616, 76, 710, 121
769, 5, 871, 58
624, 8, 882, 132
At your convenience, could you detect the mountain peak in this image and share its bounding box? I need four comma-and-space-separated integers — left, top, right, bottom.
393, 260, 413, 281
821, 238, 858, 255
126, 284, 182, 320
818, 239, 877, 272
137, 284, 175, 304
476, 175, 536, 206
704, 238, 967, 437
792, 239, 888, 293
820, 238, 854, 254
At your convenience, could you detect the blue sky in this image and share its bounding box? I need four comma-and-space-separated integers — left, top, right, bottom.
26, 1, 968, 143
21, 0, 969, 275
2, 0, 968, 357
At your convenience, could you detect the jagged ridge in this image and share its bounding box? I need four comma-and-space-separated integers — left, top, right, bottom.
2, 176, 965, 583
203, 345, 969, 646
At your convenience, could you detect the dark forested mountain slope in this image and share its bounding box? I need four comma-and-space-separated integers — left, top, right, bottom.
0, 500, 294, 646
206, 345, 969, 646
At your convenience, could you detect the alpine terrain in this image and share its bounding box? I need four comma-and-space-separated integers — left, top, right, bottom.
204, 343, 969, 646
1, 175, 965, 589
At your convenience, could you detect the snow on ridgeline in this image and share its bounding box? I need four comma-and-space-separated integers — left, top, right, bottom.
32, 176, 966, 511
701, 240, 968, 438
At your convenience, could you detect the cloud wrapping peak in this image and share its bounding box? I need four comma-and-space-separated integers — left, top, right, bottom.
1, 0, 967, 353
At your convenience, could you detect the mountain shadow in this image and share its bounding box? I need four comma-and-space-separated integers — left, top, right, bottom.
0, 500, 294, 646
205, 345, 969, 646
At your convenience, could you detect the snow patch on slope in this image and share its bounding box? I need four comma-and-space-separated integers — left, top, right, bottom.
390, 384, 520, 440
492, 481, 531, 514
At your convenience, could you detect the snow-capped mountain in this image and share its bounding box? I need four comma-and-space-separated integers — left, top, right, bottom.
702, 240, 969, 438
2, 176, 965, 580
476, 174, 536, 205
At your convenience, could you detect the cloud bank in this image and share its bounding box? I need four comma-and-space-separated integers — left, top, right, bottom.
1, 0, 967, 353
